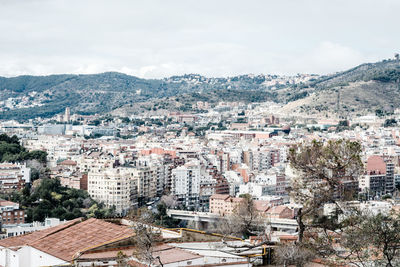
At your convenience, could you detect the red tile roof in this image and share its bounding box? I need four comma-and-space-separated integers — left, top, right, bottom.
210, 194, 231, 200
266, 205, 290, 214
253, 200, 271, 212
128, 244, 202, 266
59, 159, 78, 166
0, 218, 134, 261
78, 247, 137, 260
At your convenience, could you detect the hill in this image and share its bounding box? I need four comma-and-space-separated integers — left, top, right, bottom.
0, 72, 312, 120
1, 58, 400, 120
0, 72, 162, 120
280, 59, 400, 117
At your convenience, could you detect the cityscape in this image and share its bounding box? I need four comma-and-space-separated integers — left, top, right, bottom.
1, 1, 400, 267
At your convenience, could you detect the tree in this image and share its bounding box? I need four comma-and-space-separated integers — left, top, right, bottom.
160, 195, 177, 209
288, 139, 363, 243
284, 139, 400, 266
340, 212, 400, 267
214, 194, 268, 239
0, 134, 47, 163
384, 118, 397, 127
130, 209, 163, 267
116, 250, 128, 267
15, 178, 113, 222
275, 243, 314, 267
90, 119, 101, 126
121, 117, 130, 124
0, 134, 19, 144
26, 159, 48, 180
153, 202, 180, 228
338, 120, 349, 127
375, 109, 385, 117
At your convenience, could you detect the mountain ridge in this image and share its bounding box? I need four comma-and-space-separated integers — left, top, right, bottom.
1, 58, 399, 120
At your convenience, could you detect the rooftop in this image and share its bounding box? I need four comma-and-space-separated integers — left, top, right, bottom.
0, 218, 134, 261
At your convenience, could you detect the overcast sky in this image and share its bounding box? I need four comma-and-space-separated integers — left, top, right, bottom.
0, 0, 398, 78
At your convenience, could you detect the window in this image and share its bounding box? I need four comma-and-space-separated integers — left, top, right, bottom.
187, 261, 192, 265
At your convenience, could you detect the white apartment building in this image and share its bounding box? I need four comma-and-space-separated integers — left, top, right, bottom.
1, 218, 65, 239
172, 161, 202, 209
88, 166, 138, 215
0, 163, 31, 190
238, 182, 276, 198
134, 155, 167, 197
23, 135, 81, 167
134, 166, 158, 204
77, 152, 115, 173
252, 149, 272, 172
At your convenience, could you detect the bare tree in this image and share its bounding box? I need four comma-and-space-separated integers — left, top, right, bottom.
287, 139, 400, 266
213, 194, 269, 241
288, 139, 363, 243
160, 194, 177, 209
275, 243, 314, 267
26, 159, 49, 181
340, 211, 400, 267
130, 208, 164, 267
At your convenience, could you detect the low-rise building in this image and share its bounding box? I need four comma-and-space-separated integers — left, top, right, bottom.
0, 163, 31, 191
0, 200, 25, 226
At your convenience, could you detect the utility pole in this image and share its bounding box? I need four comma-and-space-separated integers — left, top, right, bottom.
336, 89, 340, 118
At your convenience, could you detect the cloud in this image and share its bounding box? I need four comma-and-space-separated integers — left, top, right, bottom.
310, 42, 364, 72
283, 41, 367, 75
0, 0, 398, 77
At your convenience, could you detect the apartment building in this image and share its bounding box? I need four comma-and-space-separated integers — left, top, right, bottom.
209, 194, 243, 216
172, 160, 202, 209
134, 165, 158, 206
359, 155, 396, 197
210, 194, 287, 217
77, 151, 115, 173
0, 163, 30, 191
0, 200, 25, 225
23, 135, 81, 167
88, 166, 138, 215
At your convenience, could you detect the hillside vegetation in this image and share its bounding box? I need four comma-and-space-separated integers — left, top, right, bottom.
0, 73, 284, 120
10, 178, 114, 222
282, 59, 400, 116
0, 134, 47, 163
1, 59, 400, 119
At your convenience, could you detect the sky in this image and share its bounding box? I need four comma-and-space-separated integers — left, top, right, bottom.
0, 0, 399, 78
